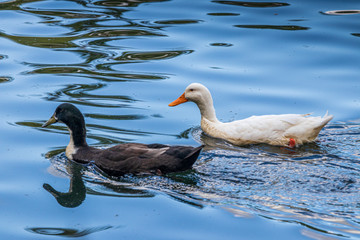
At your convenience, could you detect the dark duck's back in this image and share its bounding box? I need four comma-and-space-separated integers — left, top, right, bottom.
74, 143, 203, 176
42, 103, 203, 176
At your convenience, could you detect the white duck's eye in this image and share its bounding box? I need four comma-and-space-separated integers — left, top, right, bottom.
189, 88, 194, 92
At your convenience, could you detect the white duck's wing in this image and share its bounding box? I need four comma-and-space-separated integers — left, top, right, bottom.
218, 114, 300, 145
281, 112, 333, 143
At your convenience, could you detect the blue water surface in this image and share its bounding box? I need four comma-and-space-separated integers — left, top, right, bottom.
0, 0, 360, 239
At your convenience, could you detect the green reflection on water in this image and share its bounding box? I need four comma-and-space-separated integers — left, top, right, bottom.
0, 76, 13, 83
28, 67, 167, 81
43, 83, 137, 108
114, 50, 194, 61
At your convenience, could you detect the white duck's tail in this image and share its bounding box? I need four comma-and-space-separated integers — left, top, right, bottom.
321, 111, 334, 126
310, 111, 333, 138
304, 111, 333, 142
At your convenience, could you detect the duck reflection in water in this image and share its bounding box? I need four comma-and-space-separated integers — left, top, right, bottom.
43, 163, 86, 208
43, 156, 158, 208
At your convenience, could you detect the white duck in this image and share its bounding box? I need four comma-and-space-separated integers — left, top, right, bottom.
169, 83, 333, 147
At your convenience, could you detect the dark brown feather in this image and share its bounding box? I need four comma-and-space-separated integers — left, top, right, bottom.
72, 143, 203, 176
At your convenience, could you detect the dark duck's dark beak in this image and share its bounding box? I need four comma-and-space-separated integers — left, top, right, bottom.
42, 114, 57, 128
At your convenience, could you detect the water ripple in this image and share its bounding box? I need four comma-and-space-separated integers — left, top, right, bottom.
322, 10, 360, 16
28, 67, 166, 82
235, 24, 309, 31
154, 19, 203, 25
91, 0, 168, 8
26, 225, 116, 237
0, 76, 13, 83
43, 83, 137, 108
213, 1, 290, 8
42, 123, 360, 239
114, 50, 193, 62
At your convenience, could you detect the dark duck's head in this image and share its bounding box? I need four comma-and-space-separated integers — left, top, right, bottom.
42, 103, 88, 148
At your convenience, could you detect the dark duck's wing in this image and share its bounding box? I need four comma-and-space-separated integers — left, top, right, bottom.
75, 143, 203, 176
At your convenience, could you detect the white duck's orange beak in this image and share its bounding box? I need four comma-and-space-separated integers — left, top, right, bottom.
168, 92, 188, 107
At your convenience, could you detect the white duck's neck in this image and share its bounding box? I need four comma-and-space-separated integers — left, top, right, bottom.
196, 95, 220, 123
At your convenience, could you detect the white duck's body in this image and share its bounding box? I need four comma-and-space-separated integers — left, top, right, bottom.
200, 112, 332, 146
169, 83, 333, 147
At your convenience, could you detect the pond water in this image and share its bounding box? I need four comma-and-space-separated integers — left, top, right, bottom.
0, 0, 360, 239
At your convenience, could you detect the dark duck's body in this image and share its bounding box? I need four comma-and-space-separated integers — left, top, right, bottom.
42, 103, 203, 176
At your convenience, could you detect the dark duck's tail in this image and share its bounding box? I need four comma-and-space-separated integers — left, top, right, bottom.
159, 145, 204, 174
181, 145, 203, 170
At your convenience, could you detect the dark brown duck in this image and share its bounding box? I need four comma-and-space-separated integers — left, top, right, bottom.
42, 103, 203, 176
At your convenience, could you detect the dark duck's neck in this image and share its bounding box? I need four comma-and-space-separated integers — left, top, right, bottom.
63, 113, 88, 147
62, 108, 88, 160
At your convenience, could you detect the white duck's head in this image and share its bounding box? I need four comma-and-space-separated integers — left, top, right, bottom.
169, 83, 218, 122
